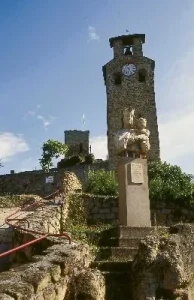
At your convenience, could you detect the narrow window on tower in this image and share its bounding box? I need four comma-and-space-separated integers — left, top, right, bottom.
124, 46, 133, 56
114, 73, 122, 85
139, 69, 146, 82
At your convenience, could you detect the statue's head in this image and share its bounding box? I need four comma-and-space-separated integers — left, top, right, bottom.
137, 117, 147, 129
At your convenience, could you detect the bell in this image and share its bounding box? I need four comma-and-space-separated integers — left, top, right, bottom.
124, 47, 132, 55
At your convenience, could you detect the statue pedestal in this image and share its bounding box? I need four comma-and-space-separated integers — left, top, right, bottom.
117, 157, 151, 227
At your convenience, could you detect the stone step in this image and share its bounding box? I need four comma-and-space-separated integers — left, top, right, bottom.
97, 247, 138, 261
101, 226, 168, 239
99, 237, 143, 248
0, 228, 13, 243
91, 261, 132, 272
102, 271, 133, 300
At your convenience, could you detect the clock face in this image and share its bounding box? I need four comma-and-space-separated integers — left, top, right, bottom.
122, 64, 137, 77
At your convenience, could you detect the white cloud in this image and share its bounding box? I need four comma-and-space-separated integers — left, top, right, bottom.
157, 44, 194, 167
88, 26, 99, 41
37, 115, 51, 128
43, 121, 51, 127
159, 112, 194, 163
0, 132, 29, 161
23, 110, 35, 118
37, 115, 43, 120
23, 106, 54, 129
17, 156, 39, 172
90, 136, 107, 159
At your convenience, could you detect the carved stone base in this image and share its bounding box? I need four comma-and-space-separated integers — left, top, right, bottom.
117, 157, 151, 227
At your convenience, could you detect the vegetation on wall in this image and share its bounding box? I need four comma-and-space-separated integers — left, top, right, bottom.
58, 154, 96, 169
84, 161, 194, 207
39, 139, 68, 171
85, 169, 118, 196
65, 193, 113, 253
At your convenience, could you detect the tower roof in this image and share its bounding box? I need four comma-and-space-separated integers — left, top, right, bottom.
109, 34, 145, 48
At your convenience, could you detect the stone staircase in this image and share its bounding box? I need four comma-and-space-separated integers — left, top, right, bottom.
90, 226, 168, 300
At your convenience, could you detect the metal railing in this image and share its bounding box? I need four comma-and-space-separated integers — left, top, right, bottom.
0, 191, 71, 259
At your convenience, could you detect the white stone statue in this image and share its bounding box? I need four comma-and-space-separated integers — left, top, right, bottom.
115, 108, 150, 158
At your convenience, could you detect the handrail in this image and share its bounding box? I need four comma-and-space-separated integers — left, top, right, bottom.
0, 191, 71, 259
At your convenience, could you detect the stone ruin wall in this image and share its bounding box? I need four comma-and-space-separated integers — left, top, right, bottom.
0, 161, 109, 197
78, 193, 194, 226
0, 201, 105, 300
0, 173, 105, 300
1, 172, 194, 299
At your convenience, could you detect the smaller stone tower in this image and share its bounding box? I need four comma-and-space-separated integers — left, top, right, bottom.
64, 130, 90, 157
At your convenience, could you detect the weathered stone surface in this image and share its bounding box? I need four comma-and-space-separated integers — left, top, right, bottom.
0, 294, 15, 300
103, 34, 160, 169
73, 269, 105, 300
0, 239, 96, 300
132, 224, 194, 299
118, 157, 151, 227
0, 161, 108, 197
64, 130, 90, 157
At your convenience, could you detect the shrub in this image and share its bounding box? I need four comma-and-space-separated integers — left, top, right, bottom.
148, 161, 194, 206
84, 154, 95, 164
58, 155, 84, 168
85, 169, 118, 196
84, 161, 194, 208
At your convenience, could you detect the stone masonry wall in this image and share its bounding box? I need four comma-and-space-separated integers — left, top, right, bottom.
0, 196, 105, 300
64, 130, 90, 157
103, 34, 160, 169
0, 162, 108, 197
82, 194, 194, 226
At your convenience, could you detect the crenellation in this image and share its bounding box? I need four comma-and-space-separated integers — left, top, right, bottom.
64, 130, 90, 157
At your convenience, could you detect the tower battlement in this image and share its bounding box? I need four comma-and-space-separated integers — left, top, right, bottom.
64, 130, 90, 157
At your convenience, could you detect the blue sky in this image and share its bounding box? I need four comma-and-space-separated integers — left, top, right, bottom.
0, 0, 194, 174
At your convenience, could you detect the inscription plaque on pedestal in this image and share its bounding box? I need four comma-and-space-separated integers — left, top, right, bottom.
130, 163, 144, 184
118, 157, 151, 227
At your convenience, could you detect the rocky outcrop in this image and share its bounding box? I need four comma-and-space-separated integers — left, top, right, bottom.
62, 172, 82, 196
132, 224, 194, 300
0, 240, 105, 300
0, 183, 105, 300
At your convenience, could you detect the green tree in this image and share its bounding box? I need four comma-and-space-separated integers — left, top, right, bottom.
0, 160, 3, 168
148, 160, 194, 206
39, 139, 68, 171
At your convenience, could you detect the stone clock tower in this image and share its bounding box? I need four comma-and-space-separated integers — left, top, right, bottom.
102, 33, 160, 168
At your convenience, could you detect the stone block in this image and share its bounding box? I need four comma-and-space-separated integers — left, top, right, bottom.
91, 207, 99, 214
161, 209, 171, 214
111, 207, 118, 213
106, 213, 116, 220
102, 202, 109, 208
118, 157, 151, 227
99, 208, 110, 214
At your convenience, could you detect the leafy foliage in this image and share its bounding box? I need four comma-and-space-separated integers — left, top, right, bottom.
39, 139, 68, 171
58, 155, 84, 168
58, 154, 96, 169
84, 154, 95, 164
65, 193, 113, 254
148, 161, 194, 206
84, 161, 194, 207
85, 169, 118, 196
0, 160, 3, 168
